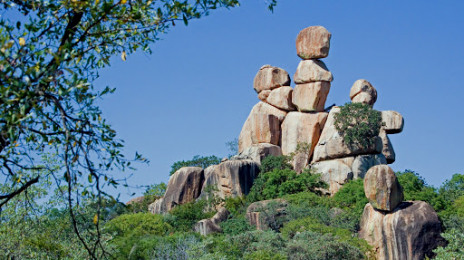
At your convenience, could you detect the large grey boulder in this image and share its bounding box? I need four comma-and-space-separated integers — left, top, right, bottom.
364, 165, 403, 211
359, 201, 446, 260
149, 167, 204, 214
194, 207, 230, 236
281, 111, 328, 172
311, 159, 353, 195
253, 65, 291, 93
296, 26, 331, 59
231, 143, 282, 164
238, 102, 287, 153
199, 160, 260, 200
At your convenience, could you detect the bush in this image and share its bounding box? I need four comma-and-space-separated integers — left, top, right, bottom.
433, 229, 464, 260
104, 213, 172, 259
220, 216, 254, 235
169, 155, 221, 175
287, 231, 365, 260
165, 200, 216, 232
334, 102, 382, 148
260, 155, 292, 173
247, 169, 326, 203
396, 170, 437, 205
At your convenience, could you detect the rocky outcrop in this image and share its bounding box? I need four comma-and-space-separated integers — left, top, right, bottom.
294, 59, 333, 84
266, 86, 295, 111
149, 167, 204, 214
349, 79, 377, 106
281, 112, 328, 172
296, 26, 331, 59
364, 165, 404, 211
292, 81, 331, 112
199, 160, 259, 200
359, 202, 446, 260
246, 199, 288, 231
194, 207, 230, 236
238, 102, 287, 153
253, 65, 291, 93
232, 143, 282, 164
311, 159, 353, 194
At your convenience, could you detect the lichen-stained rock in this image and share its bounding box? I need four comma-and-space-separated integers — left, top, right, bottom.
351, 154, 387, 179
311, 159, 353, 195
246, 199, 288, 231
194, 207, 230, 236
296, 26, 331, 59
266, 86, 295, 111
149, 167, 204, 214
349, 79, 377, 106
312, 107, 383, 163
379, 129, 396, 164
292, 82, 331, 112
250, 113, 281, 145
258, 90, 271, 102
381, 110, 404, 134
364, 165, 403, 211
199, 160, 259, 200
359, 202, 446, 260
253, 65, 291, 93
294, 59, 333, 84
238, 102, 287, 153
231, 143, 282, 164
281, 112, 328, 172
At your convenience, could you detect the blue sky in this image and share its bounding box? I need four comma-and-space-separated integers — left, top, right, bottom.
94, 1, 464, 200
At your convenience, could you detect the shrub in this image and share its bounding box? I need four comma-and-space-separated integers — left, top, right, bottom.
334, 102, 382, 148
433, 229, 464, 260
260, 155, 292, 173
247, 169, 326, 203
396, 170, 437, 205
287, 231, 365, 260
169, 155, 221, 175
165, 200, 216, 232
220, 216, 254, 235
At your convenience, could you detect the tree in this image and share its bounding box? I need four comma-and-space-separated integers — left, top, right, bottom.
0, 0, 277, 258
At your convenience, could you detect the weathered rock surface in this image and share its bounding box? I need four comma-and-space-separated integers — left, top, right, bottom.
294, 59, 333, 84
258, 90, 271, 102
359, 202, 446, 260
379, 129, 395, 164
150, 167, 205, 214
199, 160, 259, 200
250, 113, 281, 145
266, 86, 295, 111
350, 79, 377, 106
253, 65, 291, 93
351, 154, 387, 179
296, 26, 331, 59
312, 160, 353, 194
238, 102, 287, 153
194, 207, 230, 236
246, 199, 288, 231
364, 165, 403, 211
292, 82, 331, 112
231, 143, 282, 164
381, 110, 404, 134
312, 107, 383, 162
281, 112, 328, 172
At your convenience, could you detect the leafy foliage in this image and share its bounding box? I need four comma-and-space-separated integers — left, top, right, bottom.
334, 103, 382, 147
433, 229, 464, 260
259, 155, 292, 173
169, 155, 221, 175
396, 170, 438, 205
248, 168, 326, 202
164, 199, 216, 232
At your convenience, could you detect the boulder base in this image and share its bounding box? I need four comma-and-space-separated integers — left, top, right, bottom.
359, 202, 446, 260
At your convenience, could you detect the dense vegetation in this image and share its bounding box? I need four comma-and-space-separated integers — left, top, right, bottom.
1, 155, 463, 259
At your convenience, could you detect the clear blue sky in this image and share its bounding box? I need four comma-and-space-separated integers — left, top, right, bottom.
94, 1, 464, 201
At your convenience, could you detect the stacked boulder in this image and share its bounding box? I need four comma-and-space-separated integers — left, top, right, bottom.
359, 165, 445, 260
237, 25, 404, 194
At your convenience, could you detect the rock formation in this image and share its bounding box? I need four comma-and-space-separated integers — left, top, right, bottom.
235, 25, 405, 193
359, 165, 446, 260
194, 207, 230, 236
